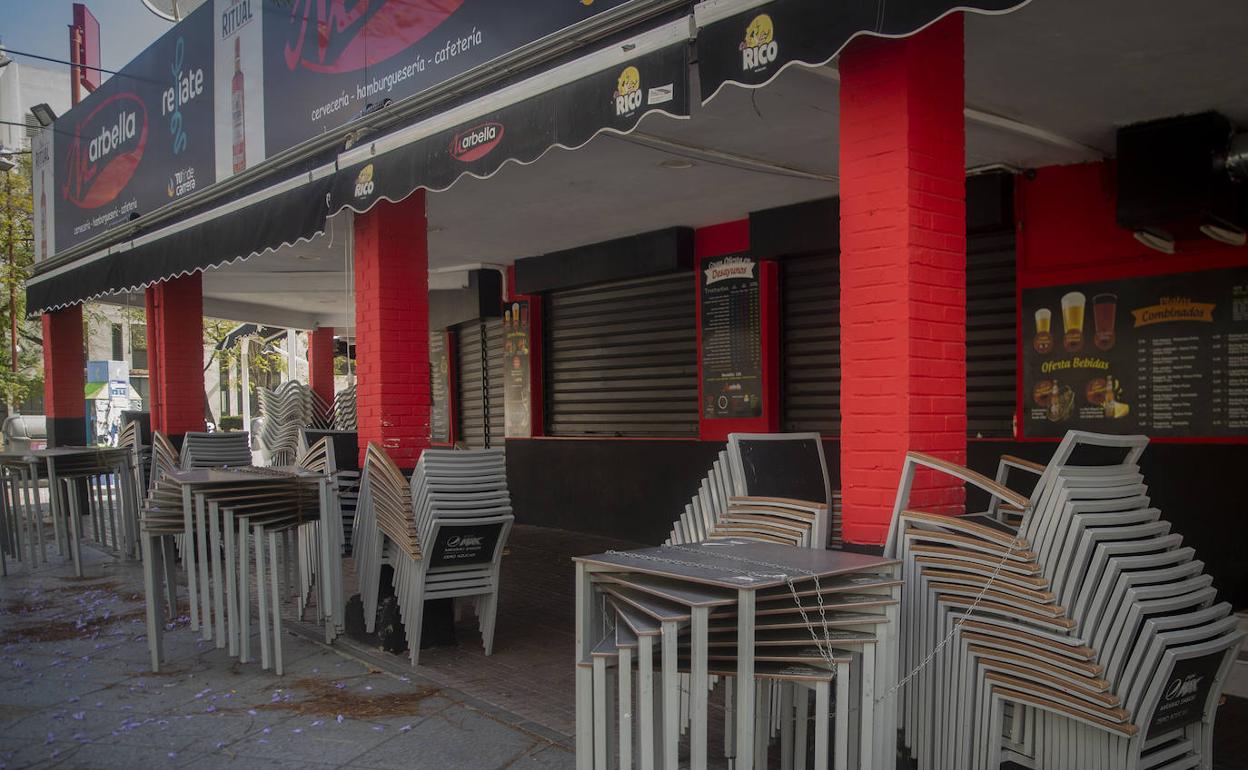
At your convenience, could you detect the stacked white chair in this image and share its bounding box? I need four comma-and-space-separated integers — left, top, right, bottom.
332, 384, 358, 431
884, 430, 1244, 770
354, 444, 513, 667
181, 431, 253, 469
257, 381, 332, 465
299, 429, 360, 554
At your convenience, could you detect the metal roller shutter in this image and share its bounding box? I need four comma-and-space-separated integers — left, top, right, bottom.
966, 229, 1018, 437
456, 320, 504, 448
781, 252, 840, 435
544, 271, 698, 437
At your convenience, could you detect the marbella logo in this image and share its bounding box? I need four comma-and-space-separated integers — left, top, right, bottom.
451, 122, 504, 163
282, 0, 465, 73
614, 66, 643, 117
354, 164, 375, 198
62, 92, 149, 209
740, 14, 778, 73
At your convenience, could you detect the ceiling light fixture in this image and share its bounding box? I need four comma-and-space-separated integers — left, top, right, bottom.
658, 158, 695, 170
1133, 228, 1176, 254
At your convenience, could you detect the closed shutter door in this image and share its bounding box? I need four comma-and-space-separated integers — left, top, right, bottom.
966, 229, 1017, 437
781, 252, 840, 435
545, 272, 698, 437
456, 320, 504, 448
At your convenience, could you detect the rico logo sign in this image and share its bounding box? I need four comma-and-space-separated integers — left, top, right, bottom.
282, 0, 465, 73
353, 164, 375, 198
740, 14, 778, 73
62, 93, 148, 209
451, 122, 503, 162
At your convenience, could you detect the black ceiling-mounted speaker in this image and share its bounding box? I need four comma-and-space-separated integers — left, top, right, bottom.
1116, 111, 1246, 246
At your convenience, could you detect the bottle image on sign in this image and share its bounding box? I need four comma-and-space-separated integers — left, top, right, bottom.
1061, 291, 1086, 352
232, 37, 246, 174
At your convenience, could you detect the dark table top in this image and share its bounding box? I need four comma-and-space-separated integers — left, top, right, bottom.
575, 540, 899, 590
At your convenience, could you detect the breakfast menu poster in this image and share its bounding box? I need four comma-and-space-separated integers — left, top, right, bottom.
1022, 267, 1248, 438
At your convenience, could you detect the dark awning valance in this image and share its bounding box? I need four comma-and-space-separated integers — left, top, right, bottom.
695, 0, 1030, 102
329, 17, 692, 216
27, 169, 334, 314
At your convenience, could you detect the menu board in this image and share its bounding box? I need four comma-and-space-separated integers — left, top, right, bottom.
701, 254, 763, 419
1022, 267, 1248, 437
429, 331, 453, 445
503, 301, 532, 438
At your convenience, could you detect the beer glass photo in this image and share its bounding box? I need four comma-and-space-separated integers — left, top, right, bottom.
1093, 293, 1117, 350
1061, 291, 1086, 352
1033, 308, 1053, 354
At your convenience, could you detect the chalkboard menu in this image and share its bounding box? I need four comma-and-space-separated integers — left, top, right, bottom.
1022, 267, 1248, 437
429, 331, 453, 445
701, 254, 763, 419
503, 301, 532, 438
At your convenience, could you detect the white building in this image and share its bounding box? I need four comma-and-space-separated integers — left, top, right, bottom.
0, 55, 70, 152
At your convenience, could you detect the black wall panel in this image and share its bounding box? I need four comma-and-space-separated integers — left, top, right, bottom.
781, 252, 840, 434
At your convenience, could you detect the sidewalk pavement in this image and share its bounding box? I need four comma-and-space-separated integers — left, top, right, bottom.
0, 543, 573, 770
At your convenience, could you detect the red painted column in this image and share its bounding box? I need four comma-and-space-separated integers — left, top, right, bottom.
307, 327, 336, 408
145, 273, 206, 440
353, 191, 430, 469
838, 15, 968, 544
41, 307, 86, 446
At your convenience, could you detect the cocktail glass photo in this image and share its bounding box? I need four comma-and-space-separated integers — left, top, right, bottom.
1093, 293, 1117, 350
1061, 291, 1086, 352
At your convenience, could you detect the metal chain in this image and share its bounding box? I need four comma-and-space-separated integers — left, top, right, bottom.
480, 321, 491, 450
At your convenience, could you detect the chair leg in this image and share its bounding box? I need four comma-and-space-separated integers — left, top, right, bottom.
67, 482, 84, 578
141, 534, 165, 673
478, 592, 499, 656
161, 538, 178, 620
255, 524, 271, 671
269, 530, 284, 676
238, 517, 251, 664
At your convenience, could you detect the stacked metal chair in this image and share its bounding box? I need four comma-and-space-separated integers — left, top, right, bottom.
257, 381, 330, 465
583, 432, 901, 770
354, 445, 513, 666
180, 431, 253, 469
884, 430, 1244, 770
332, 383, 358, 431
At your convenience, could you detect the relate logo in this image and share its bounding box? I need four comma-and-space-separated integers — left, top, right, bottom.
354, 163, 375, 198
62, 92, 149, 209
740, 14, 778, 73
614, 66, 643, 117
451, 122, 504, 163
282, 0, 465, 74
162, 37, 206, 156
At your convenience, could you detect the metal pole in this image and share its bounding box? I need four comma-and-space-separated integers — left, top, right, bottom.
70, 25, 82, 107
5, 172, 15, 389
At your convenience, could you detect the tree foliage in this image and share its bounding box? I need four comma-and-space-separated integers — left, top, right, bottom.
1, 156, 44, 409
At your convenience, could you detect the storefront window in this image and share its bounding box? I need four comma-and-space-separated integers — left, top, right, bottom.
130, 324, 148, 371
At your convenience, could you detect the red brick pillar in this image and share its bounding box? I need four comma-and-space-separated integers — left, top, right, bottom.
838, 15, 968, 544
353, 191, 430, 469
145, 273, 207, 440
41, 307, 86, 447
307, 327, 336, 409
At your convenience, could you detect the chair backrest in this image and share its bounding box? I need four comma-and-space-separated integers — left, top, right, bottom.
424, 514, 513, 572
727, 432, 831, 506
1132, 627, 1244, 741
180, 431, 252, 469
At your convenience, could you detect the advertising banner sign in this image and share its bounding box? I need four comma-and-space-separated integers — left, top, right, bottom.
53, 2, 215, 251
330, 38, 689, 213
260, 0, 636, 158
1022, 267, 1248, 438
695, 0, 1028, 101
214, 0, 267, 180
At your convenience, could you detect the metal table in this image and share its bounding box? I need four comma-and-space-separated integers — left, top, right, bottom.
574, 540, 901, 770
